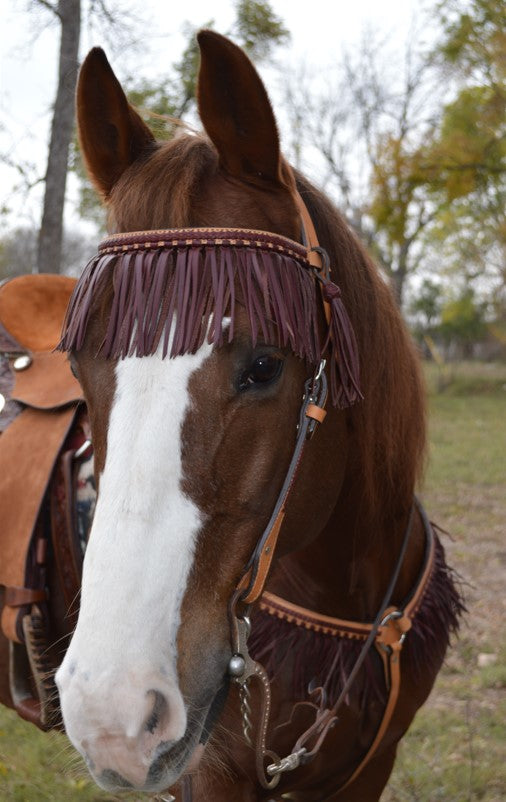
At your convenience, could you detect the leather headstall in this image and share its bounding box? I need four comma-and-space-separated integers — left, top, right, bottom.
223, 194, 437, 794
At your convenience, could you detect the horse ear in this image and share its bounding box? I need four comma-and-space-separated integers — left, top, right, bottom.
77, 48, 155, 197
197, 30, 282, 184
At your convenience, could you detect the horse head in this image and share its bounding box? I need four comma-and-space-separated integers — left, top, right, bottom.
55, 31, 358, 793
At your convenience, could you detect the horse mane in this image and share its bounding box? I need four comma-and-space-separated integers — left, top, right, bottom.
104, 133, 426, 520
295, 173, 426, 521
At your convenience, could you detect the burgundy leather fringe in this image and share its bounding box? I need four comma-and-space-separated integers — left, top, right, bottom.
248, 533, 464, 707
58, 228, 362, 407
321, 279, 363, 408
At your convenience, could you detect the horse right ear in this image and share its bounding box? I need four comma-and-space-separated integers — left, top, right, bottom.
77, 48, 155, 198
196, 30, 282, 185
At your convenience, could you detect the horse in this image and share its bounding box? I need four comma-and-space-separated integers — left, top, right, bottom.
1, 30, 463, 801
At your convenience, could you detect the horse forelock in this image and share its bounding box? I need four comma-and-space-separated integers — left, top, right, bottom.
108, 134, 218, 232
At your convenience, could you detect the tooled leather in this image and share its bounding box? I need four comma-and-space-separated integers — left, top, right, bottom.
11, 351, 83, 410
0, 406, 78, 642
0, 274, 77, 352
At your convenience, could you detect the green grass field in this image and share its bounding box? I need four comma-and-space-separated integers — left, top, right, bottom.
383, 362, 506, 802
1, 361, 505, 801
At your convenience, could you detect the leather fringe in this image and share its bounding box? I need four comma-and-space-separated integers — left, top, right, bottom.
321, 279, 363, 407
248, 534, 465, 707
58, 230, 362, 408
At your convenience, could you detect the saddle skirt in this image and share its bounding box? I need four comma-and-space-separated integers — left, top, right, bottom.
0, 274, 92, 730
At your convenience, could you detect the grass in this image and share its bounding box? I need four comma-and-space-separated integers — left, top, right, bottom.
383, 361, 506, 802
1, 361, 505, 801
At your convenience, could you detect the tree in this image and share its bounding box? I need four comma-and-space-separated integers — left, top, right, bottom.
422, 0, 506, 315
36, 0, 81, 275
438, 288, 488, 356
410, 278, 443, 334
282, 3, 505, 313
74, 0, 290, 228
284, 30, 442, 306
8, 1, 147, 274
0, 225, 93, 281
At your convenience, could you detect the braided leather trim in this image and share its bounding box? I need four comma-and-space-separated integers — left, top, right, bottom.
98, 227, 309, 263
259, 592, 374, 640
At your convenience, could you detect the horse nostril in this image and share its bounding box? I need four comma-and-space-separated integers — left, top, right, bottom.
145, 690, 169, 735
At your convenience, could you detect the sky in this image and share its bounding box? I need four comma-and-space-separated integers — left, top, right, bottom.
0, 0, 433, 234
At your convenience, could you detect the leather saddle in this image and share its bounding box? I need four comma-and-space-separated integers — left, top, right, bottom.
0, 274, 93, 730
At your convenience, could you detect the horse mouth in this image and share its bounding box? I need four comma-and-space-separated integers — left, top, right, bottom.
95, 719, 201, 793
97, 681, 229, 793
147, 725, 202, 789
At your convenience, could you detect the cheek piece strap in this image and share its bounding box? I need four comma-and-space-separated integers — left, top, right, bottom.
226, 193, 425, 793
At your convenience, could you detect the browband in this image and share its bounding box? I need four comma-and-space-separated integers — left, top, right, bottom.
58, 204, 362, 409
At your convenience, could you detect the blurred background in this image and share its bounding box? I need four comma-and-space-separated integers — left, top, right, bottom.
0, 1, 504, 800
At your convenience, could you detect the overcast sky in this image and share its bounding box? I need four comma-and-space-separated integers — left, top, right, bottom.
0, 0, 433, 232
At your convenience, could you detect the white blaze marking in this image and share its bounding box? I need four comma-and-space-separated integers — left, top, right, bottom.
58, 341, 212, 754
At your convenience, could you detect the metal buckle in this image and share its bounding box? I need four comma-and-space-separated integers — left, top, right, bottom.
313, 358, 326, 384
306, 359, 328, 439
309, 246, 331, 281
379, 609, 408, 648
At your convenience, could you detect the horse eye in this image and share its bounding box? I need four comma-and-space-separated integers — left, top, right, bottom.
239, 354, 283, 392
69, 357, 79, 379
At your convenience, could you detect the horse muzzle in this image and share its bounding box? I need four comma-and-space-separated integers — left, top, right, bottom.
55, 660, 196, 791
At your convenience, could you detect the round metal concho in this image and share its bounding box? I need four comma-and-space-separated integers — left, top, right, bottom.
13, 354, 32, 371
0, 393, 5, 413
228, 654, 246, 678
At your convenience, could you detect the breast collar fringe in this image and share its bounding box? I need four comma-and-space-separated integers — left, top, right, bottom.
227, 500, 441, 794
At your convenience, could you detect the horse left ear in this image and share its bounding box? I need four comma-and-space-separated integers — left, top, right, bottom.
197, 30, 283, 184
77, 48, 155, 198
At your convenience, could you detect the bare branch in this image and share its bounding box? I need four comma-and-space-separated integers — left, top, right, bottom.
32, 0, 61, 19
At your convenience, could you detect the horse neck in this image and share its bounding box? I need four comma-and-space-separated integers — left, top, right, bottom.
271, 465, 425, 623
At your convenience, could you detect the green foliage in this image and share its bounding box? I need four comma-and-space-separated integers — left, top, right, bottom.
233, 0, 290, 60
370, 134, 427, 244
171, 20, 215, 117
74, 1, 290, 224
439, 289, 488, 347
433, 85, 506, 201
367, 128, 436, 303
410, 279, 443, 331
437, 0, 506, 83
416, 0, 506, 316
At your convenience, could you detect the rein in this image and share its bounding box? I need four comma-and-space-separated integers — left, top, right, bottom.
226, 501, 436, 793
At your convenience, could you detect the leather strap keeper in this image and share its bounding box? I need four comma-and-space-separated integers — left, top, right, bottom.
239, 510, 285, 605
305, 403, 327, 424
4, 587, 48, 607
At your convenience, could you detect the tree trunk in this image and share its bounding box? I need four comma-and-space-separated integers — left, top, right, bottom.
37, 0, 81, 274
391, 241, 410, 308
